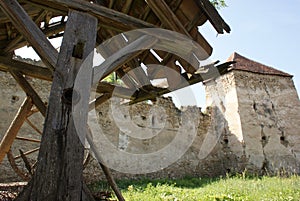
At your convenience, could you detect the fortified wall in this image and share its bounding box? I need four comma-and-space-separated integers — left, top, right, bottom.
0, 53, 299, 182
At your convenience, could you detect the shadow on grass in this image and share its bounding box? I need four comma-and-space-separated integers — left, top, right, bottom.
89, 176, 224, 192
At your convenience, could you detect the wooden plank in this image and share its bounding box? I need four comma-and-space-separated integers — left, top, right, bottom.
121, 0, 133, 13
0, 97, 33, 163
9, 70, 47, 116
0, 0, 58, 70
25, 10, 97, 200
116, 68, 137, 89
0, 3, 43, 24
100, 29, 152, 87
96, 82, 135, 99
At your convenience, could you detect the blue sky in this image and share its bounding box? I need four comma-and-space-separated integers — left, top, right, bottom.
168, 1, 300, 108
200, 0, 300, 93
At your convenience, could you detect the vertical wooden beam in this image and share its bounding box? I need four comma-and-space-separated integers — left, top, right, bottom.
19, 10, 97, 201
9, 70, 47, 116
0, 0, 58, 70
0, 97, 33, 163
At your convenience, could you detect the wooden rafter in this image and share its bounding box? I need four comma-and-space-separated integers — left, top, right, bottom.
0, 56, 135, 99
26, 0, 156, 31
3, 10, 48, 53
146, 0, 212, 56
103, 29, 152, 87
0, 0, 58, 70
4, 22, 65, 53
0, 56, 52, 81
93, 34, 158, 82
196, 0, 231, 34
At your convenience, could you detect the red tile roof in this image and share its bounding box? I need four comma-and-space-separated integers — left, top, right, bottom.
227, 52, 292, 77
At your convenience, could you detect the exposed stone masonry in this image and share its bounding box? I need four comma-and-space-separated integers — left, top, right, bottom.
1, 53, 299, 183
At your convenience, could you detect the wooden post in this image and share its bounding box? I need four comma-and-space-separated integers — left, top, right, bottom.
16, 10, 97, 201
0, 97, 33, 163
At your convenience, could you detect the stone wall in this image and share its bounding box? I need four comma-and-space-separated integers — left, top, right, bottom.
1, 65, 300, 183
0, 69, 235, 183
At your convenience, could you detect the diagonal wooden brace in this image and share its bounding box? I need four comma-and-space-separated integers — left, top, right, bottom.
9, 70, 47, 116
0, 97, 33, 163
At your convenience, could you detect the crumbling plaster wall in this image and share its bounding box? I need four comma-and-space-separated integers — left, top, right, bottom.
205, 70, 300, 174
234, 70, 300, 173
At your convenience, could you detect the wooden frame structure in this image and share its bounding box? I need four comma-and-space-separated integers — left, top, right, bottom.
0, 0, 232, 200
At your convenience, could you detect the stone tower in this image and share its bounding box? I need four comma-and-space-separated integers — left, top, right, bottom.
205, 52, 300, 174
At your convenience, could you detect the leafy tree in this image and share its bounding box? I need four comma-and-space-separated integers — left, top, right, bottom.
210, 0, 227, 9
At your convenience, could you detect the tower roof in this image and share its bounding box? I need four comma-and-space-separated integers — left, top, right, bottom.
227, 52, 292, 77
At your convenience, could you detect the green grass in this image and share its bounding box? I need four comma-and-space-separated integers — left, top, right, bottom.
90, 174, 300, 201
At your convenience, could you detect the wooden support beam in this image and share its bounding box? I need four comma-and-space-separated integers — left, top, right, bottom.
0, 56, 52, 81
121, 0, 133, 13
85, 128, 125, 201
10, 70, 47, 116
3, 10, 48, 54
103, 29, 152, 88
0, 56, 135, 100
4, 22, 66, 53
0, 0, 58, 70
96, 82, 135, 99
146, 0, 190, 35
146, 0, 212, 56
129, 61, 234, 104
0, 97, 33, 163
93, 34, 157, 82
26, 0, 156, 32
21, 10, 98, 201
196, 0, 231, 34
116, 68, 137, 89
89, 93, 111, 111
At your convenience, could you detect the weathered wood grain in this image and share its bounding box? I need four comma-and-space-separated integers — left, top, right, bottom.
16, 10, 97, 201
